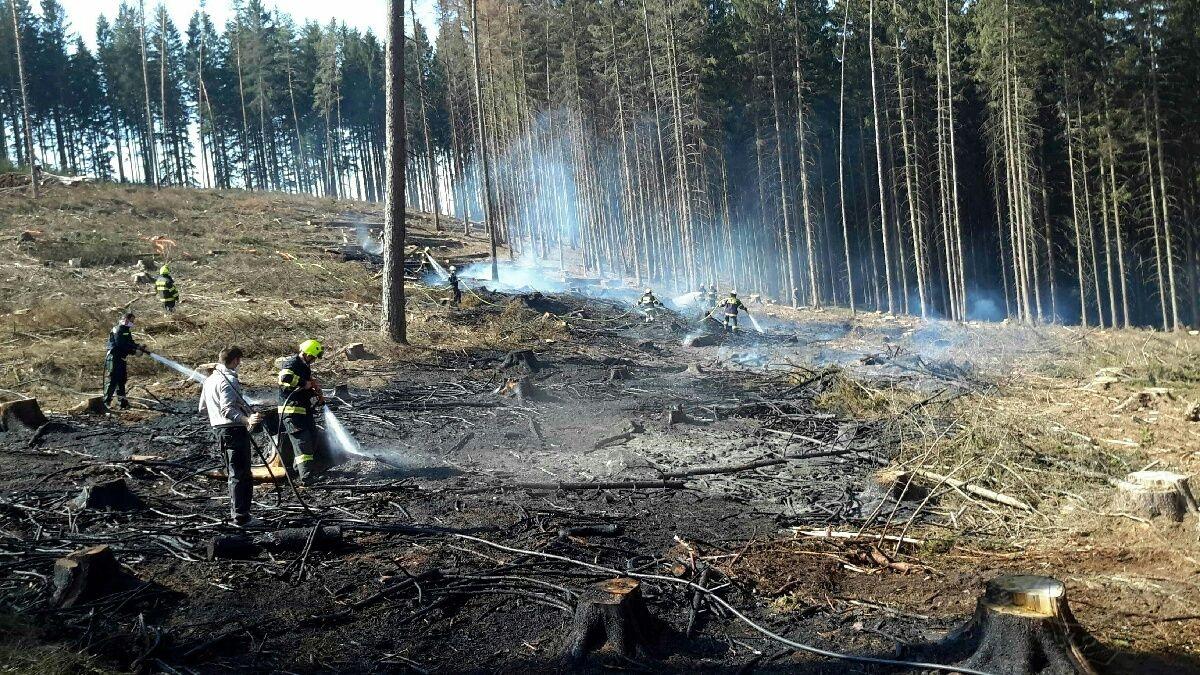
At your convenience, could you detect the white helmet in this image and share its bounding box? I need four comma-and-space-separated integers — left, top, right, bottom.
644, 288, 652, 294
449, 265, 457, 272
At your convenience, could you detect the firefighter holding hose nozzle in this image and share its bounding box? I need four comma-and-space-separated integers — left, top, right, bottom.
277, 339, 325, 484
448, 265, 462, 306
721, 291, 749, 333
638, 288, 663, 322
103, 312, 148, 410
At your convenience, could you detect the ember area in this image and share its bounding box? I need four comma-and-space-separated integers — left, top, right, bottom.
2, 186, 1200, 674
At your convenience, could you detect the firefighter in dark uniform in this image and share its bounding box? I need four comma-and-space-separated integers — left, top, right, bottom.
104, 312, 147, 409
721, 291, 749, 332
638, 288, 663, 322
156, 265, 179, 312
447, 265, 462, 306
277, 339, 325, 483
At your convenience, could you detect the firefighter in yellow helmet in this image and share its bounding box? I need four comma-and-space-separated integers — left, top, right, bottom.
721, 291, 749, 332
156, 265, 179, 312
277, 339, 325, 483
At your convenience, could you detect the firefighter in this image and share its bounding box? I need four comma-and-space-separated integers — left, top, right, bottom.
721, 291, 749, 332
637, 288, 663, 322
705, 283, 719, 306
277, 339, 325, 483
156, 265, 179, 312
103, 312, 147, 409
448, 265, 462, 306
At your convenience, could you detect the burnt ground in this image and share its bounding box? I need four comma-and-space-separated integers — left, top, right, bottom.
2, 291, 1198, 674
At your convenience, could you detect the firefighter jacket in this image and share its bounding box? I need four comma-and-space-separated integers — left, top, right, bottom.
156, 274, 179, 303
277, 354, 318, 418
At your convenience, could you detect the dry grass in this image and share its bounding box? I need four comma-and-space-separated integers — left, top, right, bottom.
0, 183, 535, 409
0, 614, 110, 674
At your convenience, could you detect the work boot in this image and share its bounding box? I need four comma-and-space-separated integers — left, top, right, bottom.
233, 515, 264, 529
118, 399, 131, 410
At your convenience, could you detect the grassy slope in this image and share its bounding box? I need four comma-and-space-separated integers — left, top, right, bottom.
0, 184, 555, 410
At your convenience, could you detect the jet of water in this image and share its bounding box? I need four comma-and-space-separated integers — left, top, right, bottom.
148, 353, 206, 384
671, 291, 701, 307
426, 254, 450, 280
356, 224, 382, 254
322, 406, 365, 458
748, 314, 765, 333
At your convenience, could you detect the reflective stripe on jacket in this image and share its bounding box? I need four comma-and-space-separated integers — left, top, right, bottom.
156, 275, 179, 303
277, 354, 316, 417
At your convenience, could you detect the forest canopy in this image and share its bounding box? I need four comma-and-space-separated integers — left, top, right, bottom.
2, 0, 1198, 329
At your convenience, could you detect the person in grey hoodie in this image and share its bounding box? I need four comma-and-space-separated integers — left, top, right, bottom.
199, 346, 263, 526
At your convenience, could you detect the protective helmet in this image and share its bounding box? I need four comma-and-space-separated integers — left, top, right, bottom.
730, 290, 738, 296
449, 265, 457, 272
645, 288, 652, 294
299, 339, 324, 359
160, 265, 170, 275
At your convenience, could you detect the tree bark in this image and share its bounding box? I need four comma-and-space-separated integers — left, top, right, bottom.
381, 0, 407, 343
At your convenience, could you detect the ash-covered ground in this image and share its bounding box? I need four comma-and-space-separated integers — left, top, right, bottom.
0, 289, 1189, 674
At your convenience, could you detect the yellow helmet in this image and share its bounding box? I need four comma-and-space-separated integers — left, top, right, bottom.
160, 265, 170, 275
299, 339, 323, 359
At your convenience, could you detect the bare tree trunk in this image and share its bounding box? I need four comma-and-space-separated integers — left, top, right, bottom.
868, 0, 893, 313
837, 0, 854, 313
381, 0, 406, 343
139, 0, 158, 189
471, 0, 499, 281
10, 1, 36, 198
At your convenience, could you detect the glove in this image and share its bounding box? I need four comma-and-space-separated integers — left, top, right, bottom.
139, 346, 150, 355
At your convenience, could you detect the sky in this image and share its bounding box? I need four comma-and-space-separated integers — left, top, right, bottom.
55, 0, 439, 48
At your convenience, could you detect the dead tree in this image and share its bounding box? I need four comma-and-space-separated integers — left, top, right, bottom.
9, 0, 37, 197
381, 0, 407, 343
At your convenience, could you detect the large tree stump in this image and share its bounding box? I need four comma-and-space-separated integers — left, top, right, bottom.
501, 350, 541, 373
567, 578, 658, 662
52, 545, 127, 608
0, 398, 48, 432
916, 575, 1099, 675
1112, 471, 1198, 522
69, 396, 108, 415
73, 478, 143, 511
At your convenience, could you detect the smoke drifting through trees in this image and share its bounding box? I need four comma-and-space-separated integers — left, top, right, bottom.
1, 0, 1198, 329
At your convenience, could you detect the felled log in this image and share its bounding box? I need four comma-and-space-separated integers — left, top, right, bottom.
343, 343, 375, 361
73, 478, 143, 511
912, 468, 1034, 511
53, 545, 127, 608
207, 525, 344, 561
558, 524, 622, 539
914, 575, 1099, 675
663, 406, 693, 427
1112, 470, 1198, 521
567, 578, 658, 662
0, 398, 48, 432
683, 333, 723, 348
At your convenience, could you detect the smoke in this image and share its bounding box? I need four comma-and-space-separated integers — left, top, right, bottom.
356, 224, 382, 255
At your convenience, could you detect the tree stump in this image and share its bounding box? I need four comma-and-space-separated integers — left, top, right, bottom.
874, 468, 927, 501
1113, 471, 1198, 522
663, 406, 692, 427
53, 545, 127, 608
70, 396, 108, 415
343, 343, 375, 361
73, 478, 143, 511
684, 363, 705, 375
608, 366, 630, 382
501, 350, 541, 373
567, 578, 657, 662
917, 575, 1098, 675
1186, 401, 1200, 423
0, 398, 48, 432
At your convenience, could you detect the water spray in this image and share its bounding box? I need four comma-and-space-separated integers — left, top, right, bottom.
148, 352, 206, 384
426, 254, 451, 280
748, 314, 765, 333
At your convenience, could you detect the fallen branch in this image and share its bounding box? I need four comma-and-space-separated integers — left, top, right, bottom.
661, 448, 859, 479
789, 529, 925, 547
912, 468, 1034, 511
